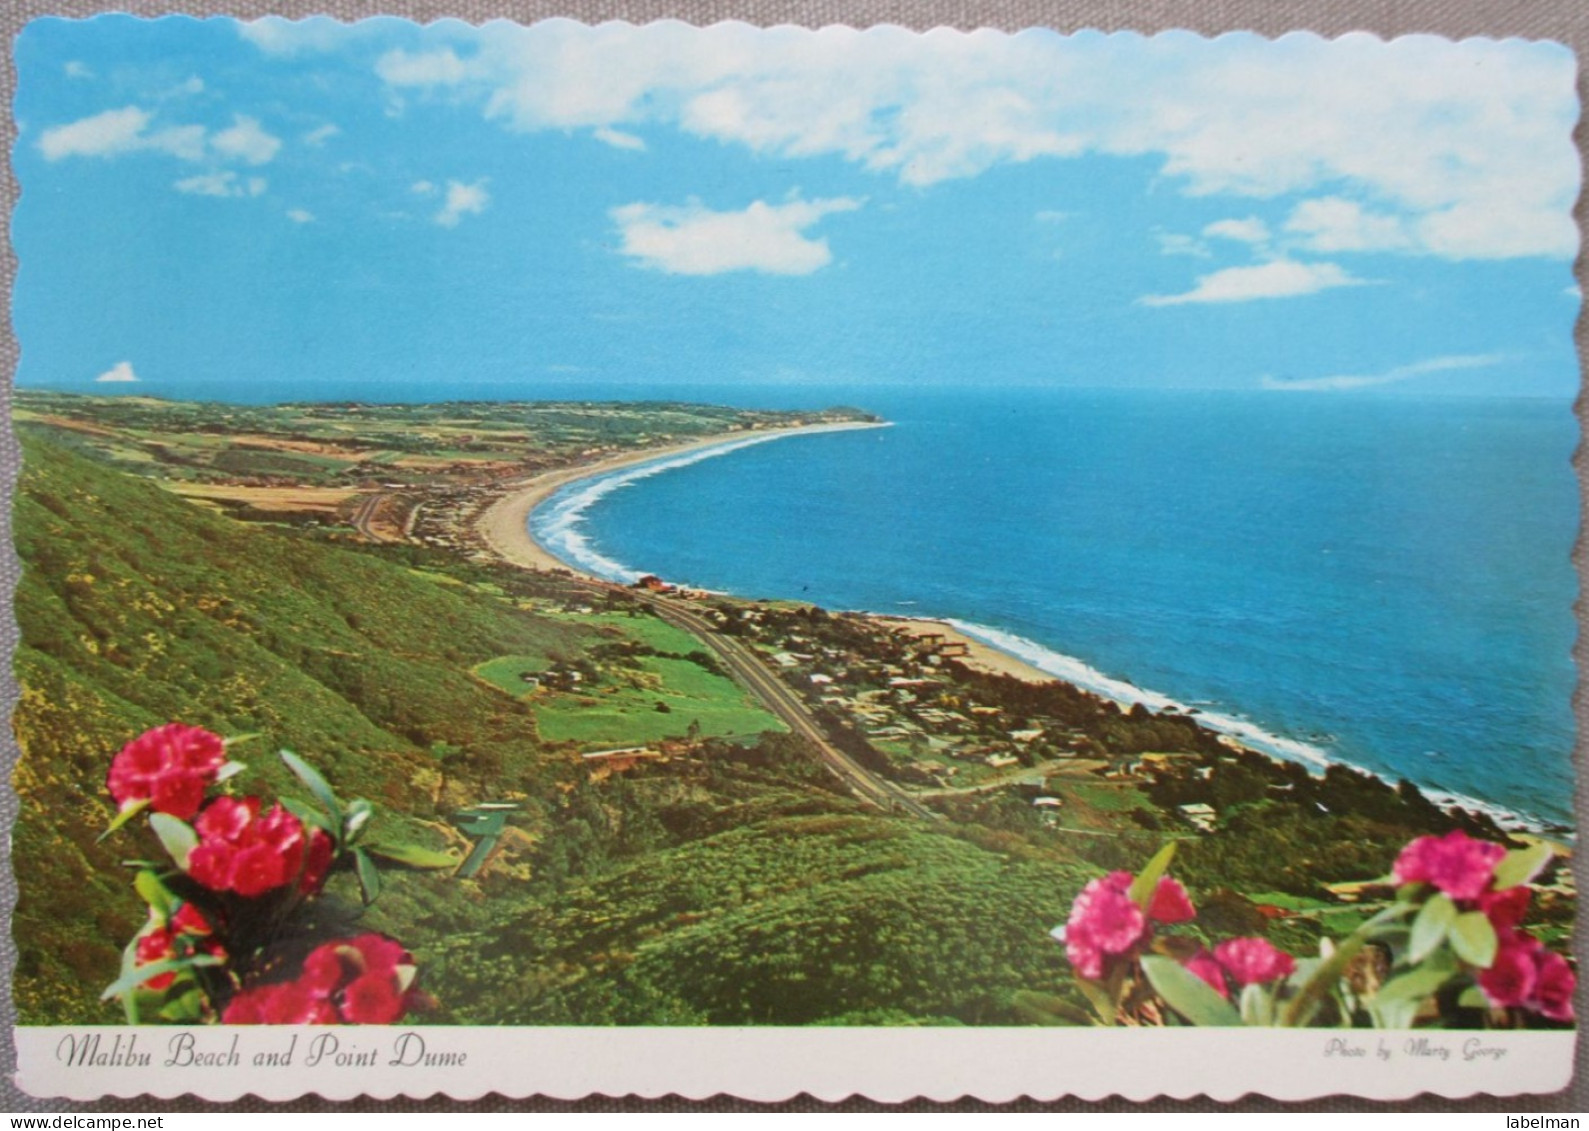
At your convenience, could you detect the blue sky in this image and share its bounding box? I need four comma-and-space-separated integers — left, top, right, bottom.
11, 17, 1583, 399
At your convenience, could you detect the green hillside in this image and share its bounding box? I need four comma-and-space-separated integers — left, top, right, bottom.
10, 437, 1100, 1025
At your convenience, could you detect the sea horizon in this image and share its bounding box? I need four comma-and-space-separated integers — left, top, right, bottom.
15, 379, 1579, 832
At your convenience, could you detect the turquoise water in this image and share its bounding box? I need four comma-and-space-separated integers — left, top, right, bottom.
533, 387, 1579, 830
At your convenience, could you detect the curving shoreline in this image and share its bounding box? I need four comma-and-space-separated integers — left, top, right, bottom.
476, 420, 889, 576
473, 415, 1560, 836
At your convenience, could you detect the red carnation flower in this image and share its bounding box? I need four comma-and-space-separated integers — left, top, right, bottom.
225, 933, 421, 1025
1214, 937, 1296, 986
107, 724, 226, 819
1393, 831, 1506, 902
223, 980, 338, 1025
1183, 949, 1230, 999
133, 903, 222, 992
299, 829, 335, 895
1148, 876, 1196, 924
188, 796, 308, 897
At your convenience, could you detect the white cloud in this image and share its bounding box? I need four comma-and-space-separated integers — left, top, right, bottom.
287, 208, 315, 223
39, 107, 277, 167
174, 171, 266, 198
40, 106, 153, 160
376, 47, 477, 87
1035, 209, 1072, 223
1203, 216, 1270, 245
1261, 353, 1504, 391
95, 361, 139, 383
435, 179, 489, 227
611, 195, 862, 276
411, 180, 436, 195
1285, 197, 1411, 253
1141, 258, 1366, 306
239, 17, 357, 57
160, 76, 205, 99
594, 126, 646, 151
211, 115, 281, 165
384, 25, 1576, 260
302, 124, 340, 147
1156, 232, 1211, 258
64, 61, 94, 80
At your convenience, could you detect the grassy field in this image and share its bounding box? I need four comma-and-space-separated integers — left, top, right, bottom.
532, 655, 782, 746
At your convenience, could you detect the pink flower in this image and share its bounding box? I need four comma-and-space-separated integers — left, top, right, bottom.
188, 797, 308, 897
1393, 831, 1506, 902
1059, 872, 1147, 980
1214, 937, 1296, 986
1184, 950, 1230, 999
1478, 935, 1540, 1010
1148, 877, 1196, 924
1532, 951, 1576, 1022
107, 724, 226, 819
1478, 885, 1531, 932
1479, 931, 1575, 1022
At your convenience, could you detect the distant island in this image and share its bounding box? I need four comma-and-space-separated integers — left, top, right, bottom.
9, 390, 1573, 1027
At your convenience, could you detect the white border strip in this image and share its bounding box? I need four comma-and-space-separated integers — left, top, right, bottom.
13, 1026, 1575, 1102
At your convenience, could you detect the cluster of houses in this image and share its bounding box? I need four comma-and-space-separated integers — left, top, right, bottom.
705, 605, 1098, 790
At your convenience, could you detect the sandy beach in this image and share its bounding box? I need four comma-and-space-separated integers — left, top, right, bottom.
475, 421, 1066, 690
475, 421, 888, 576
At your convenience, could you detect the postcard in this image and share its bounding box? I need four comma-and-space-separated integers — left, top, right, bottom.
5, 15, 1580, 1103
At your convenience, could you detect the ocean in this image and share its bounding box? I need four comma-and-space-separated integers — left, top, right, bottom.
531, 386, 1580, 830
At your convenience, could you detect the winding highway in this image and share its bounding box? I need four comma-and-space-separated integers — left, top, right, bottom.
630, 590, 941, 821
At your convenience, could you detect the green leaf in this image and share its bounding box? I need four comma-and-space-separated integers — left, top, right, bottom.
1492, 842, 1553, 891
117, 937, 142, 1025
1128, 842, 1178, 910
280, 796, 336, 834
148, 813, 198, 871
133, 870, 177, 919
156, 988, 208, 1023
100, 954, 223, 1000
214, 761, 248, 784
1372, 998, 1423, 1030
1074, 977, 1118, 1026
343, 799, 374, 842
280, 749, 340, 822
1238, 982, 1275, 1027
1011, 990, 1092, 1026
1141, 954, 1242, 1026
1281, 935, 1365, 1028
98, 798, 151, 843
223, 732, 262, 748
363, 841, 460, 870
1374, 962, 1455, 1007
1458, 985, 1491, 1010
353, 847, 381, 906
1449, 911, 1499, 968
1408, 893, 1457, 963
